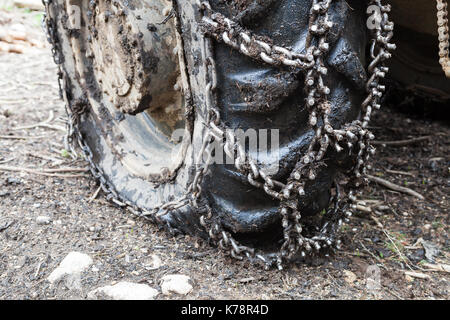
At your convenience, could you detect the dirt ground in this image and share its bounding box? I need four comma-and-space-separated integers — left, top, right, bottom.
0, 8, 449, 300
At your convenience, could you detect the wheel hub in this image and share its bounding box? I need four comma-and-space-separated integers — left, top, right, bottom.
87, 0, 182, 118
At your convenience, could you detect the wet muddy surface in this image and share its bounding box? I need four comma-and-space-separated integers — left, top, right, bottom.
0, 8, 449, 300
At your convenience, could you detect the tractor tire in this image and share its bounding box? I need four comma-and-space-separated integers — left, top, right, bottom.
46, 0, 368, 242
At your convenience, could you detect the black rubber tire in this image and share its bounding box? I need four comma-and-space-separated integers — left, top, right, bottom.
49, 0, 368, 241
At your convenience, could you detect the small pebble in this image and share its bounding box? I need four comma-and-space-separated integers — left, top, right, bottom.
47, 252, 93, 283
144, 254, 162, 270
343, 270, 357, 284
161, 274, 193, 295
0, 191, 10, 197
88, 282, 158, 300
36, 216, 51, 225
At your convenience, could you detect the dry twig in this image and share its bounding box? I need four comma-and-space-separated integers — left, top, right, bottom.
88, 185, 102, 203
385, 169, 414, 177
0, 135, 48, 140
372, 136, 431, 146
404, 271, 430, 280
0, 165, 88, 178
13, 110, 64, 131
421, 263, 450, 273
366, 175, 425, 200
25, 152, 63, 164
0, 158, 14, 165
383, 230, 414, 271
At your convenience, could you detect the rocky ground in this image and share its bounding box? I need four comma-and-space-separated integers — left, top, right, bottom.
0, 7, 449, 300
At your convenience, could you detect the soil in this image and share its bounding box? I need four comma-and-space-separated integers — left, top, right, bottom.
0, 8, 449, 300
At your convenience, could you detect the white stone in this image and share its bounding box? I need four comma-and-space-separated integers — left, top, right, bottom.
161, 274, 193, 295
36, 216, 51, 225
343, 270, 357, 284
88, 282, 158, 300
47, 252, 93, 283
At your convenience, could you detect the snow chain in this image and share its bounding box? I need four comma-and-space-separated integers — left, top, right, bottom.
42, 0, 395, 270
437, 0, 450, 77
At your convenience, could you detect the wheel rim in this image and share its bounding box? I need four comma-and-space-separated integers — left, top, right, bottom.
59, 0, 190, 181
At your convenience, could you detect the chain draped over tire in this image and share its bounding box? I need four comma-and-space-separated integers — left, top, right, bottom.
42, 0, 396, 269
437, 0, 450, 77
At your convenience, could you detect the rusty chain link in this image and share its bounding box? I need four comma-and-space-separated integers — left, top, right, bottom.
43, 0, 395, 269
